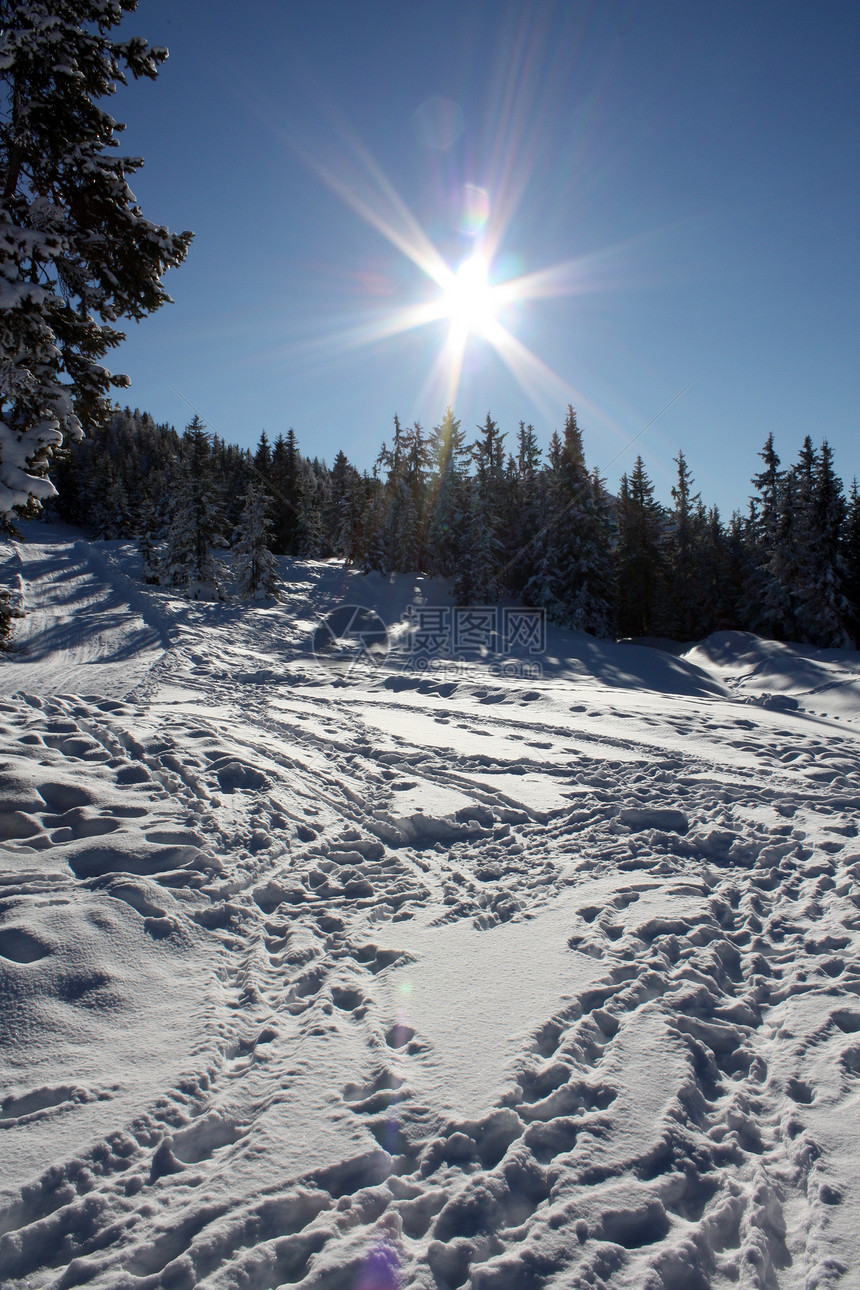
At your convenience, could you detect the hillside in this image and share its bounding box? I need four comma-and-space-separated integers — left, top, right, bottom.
1, 525, 860, 1289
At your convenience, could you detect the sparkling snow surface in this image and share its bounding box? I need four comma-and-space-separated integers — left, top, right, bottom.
1, 527, 860, 1289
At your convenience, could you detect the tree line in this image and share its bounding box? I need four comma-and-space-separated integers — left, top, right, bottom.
42, 403, 860, 649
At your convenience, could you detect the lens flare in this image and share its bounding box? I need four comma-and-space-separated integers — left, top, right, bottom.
278, 106, 614, 417
441, 254, 499, 339
355, 1243, 400, 1290
459, 183, 490, 236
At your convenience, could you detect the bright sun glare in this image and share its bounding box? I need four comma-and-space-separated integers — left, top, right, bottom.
441, 254, 499, 339
294, 121, 597, 416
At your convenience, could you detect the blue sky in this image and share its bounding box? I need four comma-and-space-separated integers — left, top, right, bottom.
114, 0, 860, 514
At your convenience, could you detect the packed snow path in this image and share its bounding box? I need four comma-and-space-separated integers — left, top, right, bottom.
1, 530, 860, 1289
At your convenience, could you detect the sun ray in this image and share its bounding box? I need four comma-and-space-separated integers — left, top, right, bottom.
273, 99, 636, 423
288, 124, 454, 292
221, 25, 635, 431
409, 324, 469, 420
290, 299, 448, 360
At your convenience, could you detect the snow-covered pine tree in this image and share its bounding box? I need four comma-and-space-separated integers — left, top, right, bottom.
325, 449, 365, 561
233, 480, 281, 601
296, 457, 328, 557
337, 468, 370, 564
751, 432, 781, 539
742, 433, 795, 638
694, 504, 743, 635
358, 466, 388, 574
792, 439, 853, 646
527, 407, 615, 635
136, 489, 161, 584
372, 415, 421, 574
425, 407, 470, 578
844, 479, 860, 643
254, 431, 272, 480
615, 455, 665, 637
401, 421, 431, 570
165, 417, 225, 600
501, 420, 542, 599
91, 463, 129, 537
456, 412, 506, 603
660, 450, 708, 640
0, 1, 191, 523
269, 428, 305, 555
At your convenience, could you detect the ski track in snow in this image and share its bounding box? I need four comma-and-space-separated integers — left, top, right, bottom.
1, 531, 860, 1288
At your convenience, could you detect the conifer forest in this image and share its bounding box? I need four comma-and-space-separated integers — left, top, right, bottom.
47, 403, 860, 649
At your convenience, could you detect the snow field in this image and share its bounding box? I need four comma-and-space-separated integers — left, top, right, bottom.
1, 530, 860, 1287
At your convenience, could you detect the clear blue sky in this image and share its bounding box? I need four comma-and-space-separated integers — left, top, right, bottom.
114, 0, 860, 514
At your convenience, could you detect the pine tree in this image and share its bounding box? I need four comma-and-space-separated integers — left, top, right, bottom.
661, 450, 707, 640
793, 440, 852, 646
0, 1, 192, 521
402, 420, 431, 569
297, 457, 328, 556
425, 407, 470, 578
165, 417, 225, 600
333, 466, 368, 563
526, 406, 614, 635
326, 448, 365, 560
372, 414, 414, 573
91, 464, 129, 538
695, 505, 742, 634
844, 479, 860, 642
502, 421, 542, 598
233, 481, 281, 600
615, 455, 665, 636
254, 430, 272, 478
137, 490, 161, 584
743, 434, 794, 639
270, 428, 305, 555
457, 412, 506, 602
750, 432, 782, 542
559, 408, 613, 635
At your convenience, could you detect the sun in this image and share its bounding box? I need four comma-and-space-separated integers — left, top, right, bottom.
441, 254, 499, 338
289, 123, 596, 415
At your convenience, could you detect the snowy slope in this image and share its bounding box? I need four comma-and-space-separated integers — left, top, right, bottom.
1, 526, 860, 1289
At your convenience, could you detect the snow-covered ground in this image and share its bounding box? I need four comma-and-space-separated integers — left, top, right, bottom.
2, 526, 860, 1289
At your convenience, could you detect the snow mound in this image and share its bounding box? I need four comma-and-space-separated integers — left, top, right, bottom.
686, 630, 860, 721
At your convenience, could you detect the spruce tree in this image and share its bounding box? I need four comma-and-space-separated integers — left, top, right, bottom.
425, 407, 469, 578
696, 505, 742, 634
326, 448, 365, 561
165, 417, 225, 600
254, 430, 272, 479
372, 415, 414, 574
615, 456, 665, 637
137, 490, 161, 584
457, 412, 506, 602
844, 479, 860, 642
750, 432, 782, 541
234, 481, 281, 600
793, 440, 852, 646
0, 1, 192, 521
526, 406, 614, 635
297, 457, 327, 557
661, 450, 707, 640
743, 434, 794, 639
502, 421, 542, 598
270, 428, 305, 555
